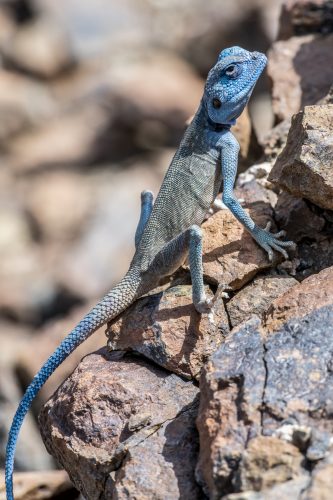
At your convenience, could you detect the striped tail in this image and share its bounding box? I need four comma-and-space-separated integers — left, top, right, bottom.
5, 273, 138, 500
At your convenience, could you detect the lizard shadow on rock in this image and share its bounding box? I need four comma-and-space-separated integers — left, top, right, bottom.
293, 35, 333, 111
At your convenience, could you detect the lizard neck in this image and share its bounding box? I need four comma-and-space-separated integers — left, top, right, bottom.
193, 100, 233, 134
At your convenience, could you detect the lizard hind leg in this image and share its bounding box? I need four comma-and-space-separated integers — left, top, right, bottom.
135, 190, 154, 249
188, 225, 212, 314
148, 225, 212, 314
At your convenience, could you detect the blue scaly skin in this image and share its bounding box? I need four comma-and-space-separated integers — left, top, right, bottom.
5, 46, 294, 499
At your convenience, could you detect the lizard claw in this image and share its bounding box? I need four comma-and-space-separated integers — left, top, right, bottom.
252, 222, 295, 262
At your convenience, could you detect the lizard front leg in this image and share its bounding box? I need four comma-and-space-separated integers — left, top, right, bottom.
135, 190, 154, 249
220, 131, 295, 261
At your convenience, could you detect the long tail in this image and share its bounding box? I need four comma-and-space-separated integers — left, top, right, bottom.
5, 273, 139, 500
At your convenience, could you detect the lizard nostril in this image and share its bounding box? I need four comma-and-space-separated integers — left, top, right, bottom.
212, 98, 221, 109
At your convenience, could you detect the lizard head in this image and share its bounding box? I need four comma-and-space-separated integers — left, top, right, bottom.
204, 46, 267, 126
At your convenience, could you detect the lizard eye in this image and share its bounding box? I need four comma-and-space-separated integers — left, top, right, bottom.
224, 64, 240, 78
212, 98, 221, 109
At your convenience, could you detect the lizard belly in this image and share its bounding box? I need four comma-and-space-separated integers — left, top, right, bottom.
135, 151, 221, 267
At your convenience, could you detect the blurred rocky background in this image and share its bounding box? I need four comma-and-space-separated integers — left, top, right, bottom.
1, 0, 333, 498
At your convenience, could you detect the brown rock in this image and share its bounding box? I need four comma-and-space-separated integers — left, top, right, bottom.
267, 34, 333, 122
197, 266, 333, 498
105, 402, 201, 499
201, 203, 278, 289
196, 317, 266, 498
306, 453, 333, 500
0, 69, 55, 143
278, 0, 333, 40
0, 470, 76, 500
39, 349, 199, 500
265, 266, 333, 332
236, 436, 304, 491
274, 191, 325, 243
226, 274, 298, 328
107, 283, 229, 380
2, 17, 75, 79
263, 118, 291, 160
269, 105, 333, 210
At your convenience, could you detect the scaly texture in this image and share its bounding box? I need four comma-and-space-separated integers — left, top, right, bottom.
6, 46, 294, 500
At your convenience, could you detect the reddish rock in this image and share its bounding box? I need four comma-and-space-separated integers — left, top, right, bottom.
201, 203, 279, 289
107, 283, 229, 380
269, 105, 333, 210
267, 34, 333, 122
105, 403, 201, 499
197, 266, 333, 498
226, 274, 298, 328
196, 317, 266, 498
39, 349, 199, 500
265, 266, 333, 332
236, 436, 304, 491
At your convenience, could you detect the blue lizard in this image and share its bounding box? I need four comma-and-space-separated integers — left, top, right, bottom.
5, 46, 294, 499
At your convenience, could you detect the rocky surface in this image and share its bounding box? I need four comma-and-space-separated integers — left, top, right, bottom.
226, 273, 298, 328
196, 266, 333, 499
201, 202, 279, 289
269, 105, 333, 210
39, 350, 200, 500
2, 1, 333, 499
267, 34, 333, 122
107, 283, 229, 380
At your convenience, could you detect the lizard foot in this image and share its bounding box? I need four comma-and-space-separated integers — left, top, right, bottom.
252, 222, 296, 262
194, 297, 213, 314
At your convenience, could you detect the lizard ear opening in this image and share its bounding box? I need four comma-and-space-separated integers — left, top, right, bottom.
212, 98, 221, 109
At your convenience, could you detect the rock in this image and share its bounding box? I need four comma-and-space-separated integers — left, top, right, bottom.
39, 349, 199, 500
231, 107, 260, 170
105, 402, 201, 500
2, 16, 75, 79
107, 283, 229, 380
0, 470, 77, 500
262, 118, 291, 160
8, 51, 203, 171
265, 265, 333, 332
17, 171, 92, 242
274, 192, 326, 242
201, 202, 279, 289
0, 69, 55, 143
306, 452, 333, 500
295, 234, 333, 281
236, 436, 304, 491
196, 316, 266, 498
0, 202, 57, 323
278, 0, 333, 40
226, 274, 298, 328
269, 105, 333, 210
267, 34, 333, 122
197, 266, 333, 498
